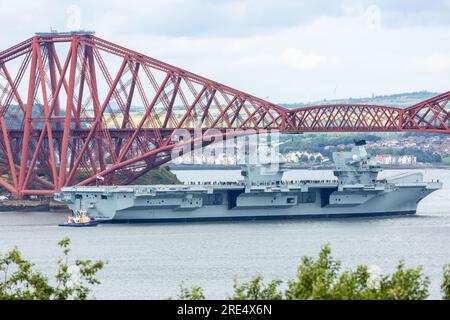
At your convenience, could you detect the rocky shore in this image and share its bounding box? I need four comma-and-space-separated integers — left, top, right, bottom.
0, 199, 69, 212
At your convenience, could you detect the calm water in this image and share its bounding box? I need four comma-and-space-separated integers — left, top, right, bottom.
0, 169, 449, 299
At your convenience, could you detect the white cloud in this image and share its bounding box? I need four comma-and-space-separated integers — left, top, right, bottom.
222, 1, 248, 20
233, 54, 278, 68
280, 48, 329, 70
410, 53, 450, 72
0, 1, 450, 103
363, 5, 382, 30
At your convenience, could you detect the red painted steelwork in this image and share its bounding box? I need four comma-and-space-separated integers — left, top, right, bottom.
0, 33, 448, 196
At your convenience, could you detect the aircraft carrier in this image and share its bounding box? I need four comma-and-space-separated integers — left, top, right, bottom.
55, 141, 442, 223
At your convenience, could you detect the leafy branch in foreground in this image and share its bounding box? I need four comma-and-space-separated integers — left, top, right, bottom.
179, 244, 435, 300
285, 245, 429, 300
178, 284, 205, 300
0, 238, 104, 300
442, 264, 450, 300
229, 275, 283, 300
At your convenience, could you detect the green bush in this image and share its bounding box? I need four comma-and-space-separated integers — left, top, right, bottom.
229, 275, 283, 300
0, 238, 104, 300
442, 264, 450, 300
178, 284, 205, 300
180, 244, 433, 300
134, 166, 181, 185
285, 245, 341, 299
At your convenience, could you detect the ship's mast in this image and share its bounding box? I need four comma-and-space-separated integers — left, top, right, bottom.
332, 140, 382, 185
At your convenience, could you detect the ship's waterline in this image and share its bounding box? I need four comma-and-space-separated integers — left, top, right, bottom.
56, 143, 442, 223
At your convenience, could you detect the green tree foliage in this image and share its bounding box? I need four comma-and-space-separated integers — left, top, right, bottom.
442, 264, 450, 300
0, 238, 104, 300
280, 131, 445, 164
134, 166, 181, 185
286, 245, 429, 300
228, 275, 283, 300
178, 284, 206, 300
382, 262, 429, 300
180, 245, 433, 300
280, 133, 383, 156
299, 154, 309, 163
370, 147, 442, 163
285, 244, 341, 299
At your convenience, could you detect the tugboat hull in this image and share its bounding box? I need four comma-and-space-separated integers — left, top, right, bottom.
58, 221, 99, 227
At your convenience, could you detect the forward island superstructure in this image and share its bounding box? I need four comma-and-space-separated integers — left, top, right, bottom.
55, 141, 442, 223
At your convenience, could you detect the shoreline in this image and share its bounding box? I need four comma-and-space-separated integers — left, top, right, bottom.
0, 199, 69, 212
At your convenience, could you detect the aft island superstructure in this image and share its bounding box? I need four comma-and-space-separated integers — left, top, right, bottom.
55, 141, 442, 223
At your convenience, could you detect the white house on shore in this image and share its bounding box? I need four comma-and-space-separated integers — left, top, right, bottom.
372, 154, 417, 165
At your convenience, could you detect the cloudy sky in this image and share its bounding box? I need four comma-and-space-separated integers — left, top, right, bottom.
1, 0, 449, 103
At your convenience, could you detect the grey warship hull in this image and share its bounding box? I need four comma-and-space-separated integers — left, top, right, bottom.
56, 178, 440, 223
55, 142, 442, 223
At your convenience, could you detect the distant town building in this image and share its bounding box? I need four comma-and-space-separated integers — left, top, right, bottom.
173, 152, 239, 165
372, 154, 417, 165
283, 151, 328, 164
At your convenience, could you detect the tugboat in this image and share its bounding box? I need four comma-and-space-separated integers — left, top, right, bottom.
59, 209, 98, 227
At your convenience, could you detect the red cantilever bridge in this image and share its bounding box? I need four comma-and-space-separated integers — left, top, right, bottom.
0, 32, 449, 196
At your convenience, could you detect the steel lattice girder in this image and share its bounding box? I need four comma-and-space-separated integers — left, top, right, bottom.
0, 33, 448, 196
